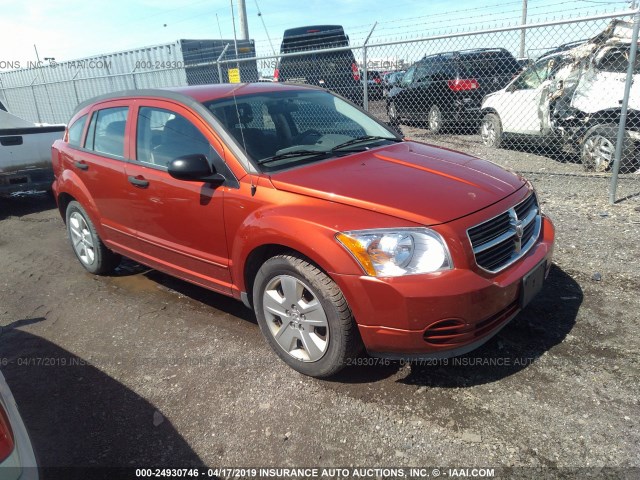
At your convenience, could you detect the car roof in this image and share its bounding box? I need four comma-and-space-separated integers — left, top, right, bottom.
72, 82, 318, 115
421, 48, 513, 62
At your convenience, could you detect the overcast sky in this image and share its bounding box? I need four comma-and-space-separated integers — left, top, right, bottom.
0, 0, 632, 68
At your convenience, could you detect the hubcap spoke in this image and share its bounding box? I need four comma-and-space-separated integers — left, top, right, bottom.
274, 322, 299, 352
280, 276, 301, 305
299, 299, 327, 326
300, 330, 325, 361
263, 290, 287, 317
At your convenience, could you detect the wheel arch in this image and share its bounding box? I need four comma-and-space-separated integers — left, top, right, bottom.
242, 244, 326, 309
231, 215, 366, 309
57, 192, 76, 223
55, 170, 104, 236
481, 107, 500, 116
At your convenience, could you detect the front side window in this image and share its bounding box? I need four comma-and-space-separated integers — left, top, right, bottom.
68, 114, 88, 148
513, 58, 558, 90
402, 64, 417, 85
136, 107, 210, 167
84, 107, 129, 158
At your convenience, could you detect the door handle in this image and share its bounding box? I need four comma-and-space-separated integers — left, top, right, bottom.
74, 161, 88, 170
128, 175, 149, 188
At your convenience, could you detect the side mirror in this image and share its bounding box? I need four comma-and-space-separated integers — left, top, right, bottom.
168, 154, 225, 184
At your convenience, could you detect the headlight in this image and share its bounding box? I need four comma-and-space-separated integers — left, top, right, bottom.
336, 228, 453, 277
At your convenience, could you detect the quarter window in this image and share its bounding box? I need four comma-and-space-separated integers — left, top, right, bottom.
136, 107, 210, 167
84, 107, 129, 158
68, 114, 87, 148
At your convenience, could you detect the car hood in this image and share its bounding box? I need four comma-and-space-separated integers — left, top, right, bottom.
269, 141, 526, 225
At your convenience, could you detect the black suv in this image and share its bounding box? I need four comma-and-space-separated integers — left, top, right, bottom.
386, 48, 521, 133
275, 25, 363, 105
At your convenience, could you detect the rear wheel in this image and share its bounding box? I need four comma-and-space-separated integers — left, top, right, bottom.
480, 113, 503, 148
428, 105, 443, 133
387, 101, 399, 125
66, 201, 121, 274
253, 254, 361, 377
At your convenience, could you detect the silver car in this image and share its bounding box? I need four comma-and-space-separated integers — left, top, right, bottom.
0, 369, 38, 480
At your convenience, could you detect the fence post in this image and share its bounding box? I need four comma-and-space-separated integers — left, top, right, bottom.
0, 78, 7, 111
217, 43, 231, 84
363, 46, 369, 111
362, 23, 378, 112
71, 70, 81, 106
609, 8, 640, 204
29, 73, 43, 124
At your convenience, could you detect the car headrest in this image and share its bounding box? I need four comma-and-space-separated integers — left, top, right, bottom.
105, 121, 126, 137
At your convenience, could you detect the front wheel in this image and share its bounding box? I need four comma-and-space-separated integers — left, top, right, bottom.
480, 113, 503, 148
580, 125, 635, 173
253, 254, 361, 377
66, 201, 121, 274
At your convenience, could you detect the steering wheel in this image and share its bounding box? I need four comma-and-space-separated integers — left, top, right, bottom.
292, 129, 323, 145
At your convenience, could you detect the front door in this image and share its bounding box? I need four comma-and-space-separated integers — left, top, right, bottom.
124, 103, 233, 294
499, 57, 559, 135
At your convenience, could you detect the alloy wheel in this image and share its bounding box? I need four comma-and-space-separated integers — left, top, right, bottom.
481, 119, 496, 146
69, 212, 96, 266
582, 134, 614, 172
262, 275, 329, 362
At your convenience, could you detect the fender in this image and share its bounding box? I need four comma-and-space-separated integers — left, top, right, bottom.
230, 212, 362, 294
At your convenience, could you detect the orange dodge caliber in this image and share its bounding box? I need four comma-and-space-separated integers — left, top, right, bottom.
52, 83, 554, 377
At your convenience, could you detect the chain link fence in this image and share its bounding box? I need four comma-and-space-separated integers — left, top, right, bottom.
1, 8, 638, 203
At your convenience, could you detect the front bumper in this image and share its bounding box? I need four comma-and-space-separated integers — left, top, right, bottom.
333, 215, 555, 359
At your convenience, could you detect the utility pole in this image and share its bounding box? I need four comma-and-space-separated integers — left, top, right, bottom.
237, 0, 249, 40
519, 0, 528, 58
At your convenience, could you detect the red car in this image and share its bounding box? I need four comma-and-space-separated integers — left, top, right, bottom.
51, 83, 554, 377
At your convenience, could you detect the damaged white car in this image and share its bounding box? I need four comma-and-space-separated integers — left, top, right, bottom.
480, 19, 640, 172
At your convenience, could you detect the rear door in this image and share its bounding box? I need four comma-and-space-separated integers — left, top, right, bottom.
398, 61, 435, 119
75, 102, 138, 252
124, 101, 233, 294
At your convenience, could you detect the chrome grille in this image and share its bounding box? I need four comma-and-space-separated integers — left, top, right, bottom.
467, 193, 541, 273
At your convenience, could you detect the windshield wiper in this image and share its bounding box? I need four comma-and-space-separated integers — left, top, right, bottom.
257, 149, 329, 165
331, 135, 402, 152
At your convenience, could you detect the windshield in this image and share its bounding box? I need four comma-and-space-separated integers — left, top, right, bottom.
203, 90, 399, 171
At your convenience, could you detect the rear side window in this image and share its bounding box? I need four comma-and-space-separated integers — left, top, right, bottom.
460, 52, 520, 77
85, 107, 129, 158
136, 107, 210, 167
68, 114, 87, 148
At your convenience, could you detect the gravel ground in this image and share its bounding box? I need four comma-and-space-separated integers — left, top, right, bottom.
0, 120, 639, 479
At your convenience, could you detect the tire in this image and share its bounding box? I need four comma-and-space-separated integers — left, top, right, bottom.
480, 113, 503, 148
427, 105, 443, 134
65, 201, 121, 274
580, 124, 635, 173
252, 254, 362, 377
387, 101, 400, 125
